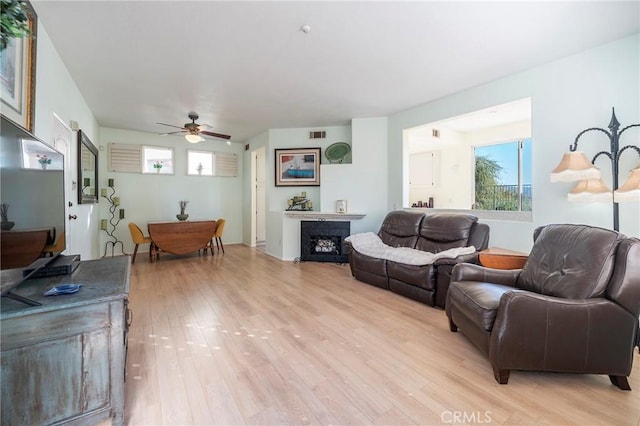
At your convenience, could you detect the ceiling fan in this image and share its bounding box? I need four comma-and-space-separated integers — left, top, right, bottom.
156, 112, 231, 143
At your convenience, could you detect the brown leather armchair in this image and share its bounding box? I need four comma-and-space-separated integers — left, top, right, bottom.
445, 224, 640, 390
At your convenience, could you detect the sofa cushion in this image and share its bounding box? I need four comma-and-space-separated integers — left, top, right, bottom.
348, 249, 389, 289
415, 213, 478, 253
516, 224, 623, 299
387, 261, 437, 290
378, 210, 424, 248
447, 281, 514, 332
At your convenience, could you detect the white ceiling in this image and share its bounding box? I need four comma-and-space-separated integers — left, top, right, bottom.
31, 1, 640, 143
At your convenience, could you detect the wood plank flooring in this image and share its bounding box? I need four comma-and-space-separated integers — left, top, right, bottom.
124, 245, 640, 425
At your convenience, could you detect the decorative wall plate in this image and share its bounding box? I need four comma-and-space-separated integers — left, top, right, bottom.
325, 142, 351, 163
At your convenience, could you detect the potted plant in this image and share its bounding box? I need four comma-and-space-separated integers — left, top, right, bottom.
176, 200, 189, 221
37, 154, 52, 169
153, 160, 163, 173
0, 0, 32, 51
1, 203, 14, 230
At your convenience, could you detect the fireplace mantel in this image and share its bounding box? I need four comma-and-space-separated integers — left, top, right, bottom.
280, 212, 367, 261
283, 211, 366, 220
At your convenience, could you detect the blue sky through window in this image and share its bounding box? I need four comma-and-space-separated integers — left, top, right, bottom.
475, 138, 531, 185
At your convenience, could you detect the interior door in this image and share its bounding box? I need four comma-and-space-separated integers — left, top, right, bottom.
255, 147, 266, 243
50, 113, 77, 255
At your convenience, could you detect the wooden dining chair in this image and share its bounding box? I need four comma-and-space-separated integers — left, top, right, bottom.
201, 220, 219, 255
128, 222, 154, 263
213, 218, 226, 254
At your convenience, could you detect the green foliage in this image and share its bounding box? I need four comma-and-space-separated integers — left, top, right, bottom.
474, 155, 532, 211
474, 155, 503, 210
1, 0, 31, 51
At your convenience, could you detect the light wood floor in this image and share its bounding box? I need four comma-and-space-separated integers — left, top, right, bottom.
124, 245, 640, 425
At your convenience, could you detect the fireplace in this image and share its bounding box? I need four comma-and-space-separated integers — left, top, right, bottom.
300, 221, 350, 263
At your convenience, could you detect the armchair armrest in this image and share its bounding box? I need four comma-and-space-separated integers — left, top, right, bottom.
434, 252, 479, 266
451, 263, 520, 287
490, 291, 638, 374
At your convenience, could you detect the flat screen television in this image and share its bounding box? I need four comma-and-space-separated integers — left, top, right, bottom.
1, 115, 67, 296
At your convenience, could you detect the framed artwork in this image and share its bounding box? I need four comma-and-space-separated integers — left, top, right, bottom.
0, 0, 38, 132
275, 148, 321, 186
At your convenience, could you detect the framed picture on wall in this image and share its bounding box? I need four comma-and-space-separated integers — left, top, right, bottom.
0, 0, 37, 132
275, 147, 321, 186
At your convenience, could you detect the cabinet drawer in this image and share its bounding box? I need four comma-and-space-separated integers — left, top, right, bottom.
1, 302, 118, 351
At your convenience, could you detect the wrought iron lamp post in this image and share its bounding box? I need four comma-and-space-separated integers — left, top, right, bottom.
550, 107, 640, 232
100, 179, 127, 256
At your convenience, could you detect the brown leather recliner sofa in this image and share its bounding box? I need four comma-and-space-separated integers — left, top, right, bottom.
345, 211, 490, 308
446, 224, 640, 390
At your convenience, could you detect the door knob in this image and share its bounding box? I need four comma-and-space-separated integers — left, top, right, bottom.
69, 214, 78, 220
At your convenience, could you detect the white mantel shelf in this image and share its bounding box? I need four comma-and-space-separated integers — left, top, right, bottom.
283, 211, 366, 220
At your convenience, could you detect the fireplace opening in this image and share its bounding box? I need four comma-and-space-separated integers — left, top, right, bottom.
300, 221, 350, 263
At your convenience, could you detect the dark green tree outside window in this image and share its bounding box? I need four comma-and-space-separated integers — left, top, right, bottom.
474, 139, 533, 212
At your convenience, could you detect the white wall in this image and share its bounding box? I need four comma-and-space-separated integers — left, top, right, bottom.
260, 126, 351, 259
98, 128, 243, 255
389, 34, 640, 251
31, 20, 101, 259
267, 126, 352, 212
248, 120, 389, 260
348, 117, 390, 233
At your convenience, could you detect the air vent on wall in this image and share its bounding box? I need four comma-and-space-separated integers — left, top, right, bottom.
309, 131, 326, 139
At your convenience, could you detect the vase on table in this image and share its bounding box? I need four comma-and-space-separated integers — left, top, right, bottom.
1, 203, 14, 230
177, 200, 188, 221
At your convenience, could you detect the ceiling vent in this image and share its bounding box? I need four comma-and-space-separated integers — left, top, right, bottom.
309, 131, 326, 139
432, 129, 440, 138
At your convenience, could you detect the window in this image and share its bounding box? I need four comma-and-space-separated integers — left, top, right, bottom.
187, 150, 213, 176
187, 150, 238, 177
474, 138, 531, 211
142, 146, 174, 174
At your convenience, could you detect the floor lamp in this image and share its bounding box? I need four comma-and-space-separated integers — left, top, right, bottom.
550, 107, 640, 232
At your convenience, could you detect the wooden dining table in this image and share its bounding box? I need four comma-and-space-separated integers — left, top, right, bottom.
147, 220, 217, 262
1, 228, 53, 270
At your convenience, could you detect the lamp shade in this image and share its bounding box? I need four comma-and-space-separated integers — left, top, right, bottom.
614, 166, 640, 203
567, 178, 612, 203
550, 151, 601, 182
185, 134, 204, 143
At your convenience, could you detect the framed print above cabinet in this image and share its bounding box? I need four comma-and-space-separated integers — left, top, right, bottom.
0, 0, 37, 132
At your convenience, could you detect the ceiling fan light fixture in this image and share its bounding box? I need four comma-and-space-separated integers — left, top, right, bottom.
185, 134, 204, 143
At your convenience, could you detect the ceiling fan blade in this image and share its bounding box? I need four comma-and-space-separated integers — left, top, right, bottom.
201, 130, 231, 140
159, 130, 186, 136
197, 123, 214, 131
156, 122, 186, 130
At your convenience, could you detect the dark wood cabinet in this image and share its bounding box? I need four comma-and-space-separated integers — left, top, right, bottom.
1, 256, 130, 425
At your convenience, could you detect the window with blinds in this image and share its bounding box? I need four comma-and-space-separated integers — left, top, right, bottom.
109, 143, 237, 177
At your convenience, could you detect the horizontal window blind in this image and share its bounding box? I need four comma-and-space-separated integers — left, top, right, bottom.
213, 152, 238, 177
108, 143, 141, 173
